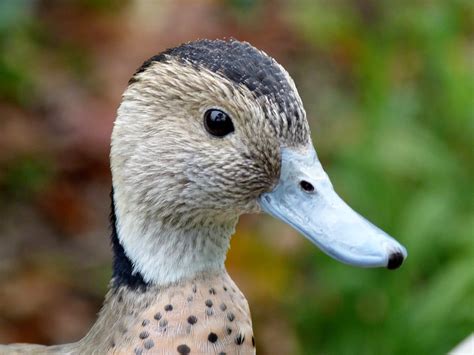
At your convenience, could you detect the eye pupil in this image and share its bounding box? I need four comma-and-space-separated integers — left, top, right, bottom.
204, 109, 234, 137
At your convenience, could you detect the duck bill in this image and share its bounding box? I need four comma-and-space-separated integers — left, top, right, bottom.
259, 147, 407, 269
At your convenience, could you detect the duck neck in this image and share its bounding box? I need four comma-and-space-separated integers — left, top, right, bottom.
110, 189, 236, 289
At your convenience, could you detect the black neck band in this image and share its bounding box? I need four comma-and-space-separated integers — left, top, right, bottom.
110, 188, 149, 290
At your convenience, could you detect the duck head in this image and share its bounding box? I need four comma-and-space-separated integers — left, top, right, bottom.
111, 39, 406, 286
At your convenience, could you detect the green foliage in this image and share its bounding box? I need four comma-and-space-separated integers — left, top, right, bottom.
0, 0, 38, 104
287, 1, 474, 354
0, 156, 53, 199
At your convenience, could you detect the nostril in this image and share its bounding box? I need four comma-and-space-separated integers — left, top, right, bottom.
387, 252, 404, 270
300, 180, 315, 193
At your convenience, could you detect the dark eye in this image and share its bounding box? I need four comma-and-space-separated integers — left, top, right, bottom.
300, 180, 315, 193
204, 109, 234, 137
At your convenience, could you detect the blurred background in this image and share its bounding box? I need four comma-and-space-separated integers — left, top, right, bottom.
0, 0, 473, 354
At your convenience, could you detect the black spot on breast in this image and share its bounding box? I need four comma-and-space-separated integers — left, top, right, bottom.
144, 339, 154, 350
141, 319, 149, 326
208, 332, 218, 343
235, 333, 245, 345
227, 312, 235, 322
219, 303, 227, 311
154, 312, 162, 320
134, 348, 143, 355
139, 331, 149, 339
187, 315, 197, 325
159, 319, 168, 327
205, 299, 213, 307
192, 285, 197, 293
226, 327, 232, 335
164, 304, 173, 311
206, 309, 214, 316
209, 287, 216, 295
118, 323, 127, 334
187, 296, 193, 302
223, 286, 228, 292
177, 344, 191, 354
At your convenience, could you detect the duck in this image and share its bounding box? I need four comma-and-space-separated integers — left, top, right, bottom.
2, 39, 407, 355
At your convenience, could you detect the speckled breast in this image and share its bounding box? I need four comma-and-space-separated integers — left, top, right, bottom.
102, 272, 256, 354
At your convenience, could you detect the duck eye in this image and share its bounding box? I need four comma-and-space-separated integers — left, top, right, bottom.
300, 180, 315, 193
204, 109, 234, 137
